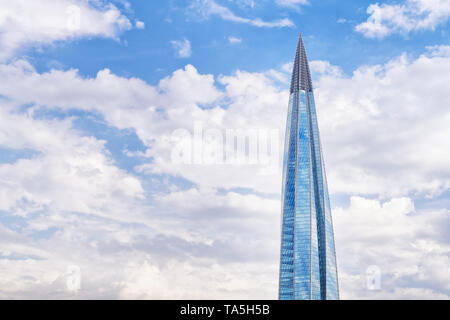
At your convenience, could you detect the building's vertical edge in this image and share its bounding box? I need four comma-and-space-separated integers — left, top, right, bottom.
292, 92, 298, 299
308, 91, 327, 299
320, 144, 340, 300
279, 93, 294, 299
306, 90, 313, 300
280, 92, 298, 300
306, 90, 321, 299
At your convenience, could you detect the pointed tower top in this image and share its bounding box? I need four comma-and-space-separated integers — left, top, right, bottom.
290, 33, 313, 93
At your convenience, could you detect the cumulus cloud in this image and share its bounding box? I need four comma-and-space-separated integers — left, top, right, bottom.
313, 50, 450, 198
0, 61, 286, 194
310, 60, 344, 77
0, 44, 449, 298
0, 110, 279, 299
0, 60, 284, 298
334, 196, 449, 299
170, 38, 192, 58
0, 101, 145, 220
190, 0, 295, 28
0, 0, 133, 60
356, 0, 450, 38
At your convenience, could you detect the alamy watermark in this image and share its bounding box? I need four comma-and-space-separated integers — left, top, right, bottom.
366, 265, 381, 290
66, 265, 81, 293
170, 122, 281, 173
66, 5, 81, 31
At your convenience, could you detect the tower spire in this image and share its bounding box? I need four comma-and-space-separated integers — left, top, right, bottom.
290, 33, 313, 93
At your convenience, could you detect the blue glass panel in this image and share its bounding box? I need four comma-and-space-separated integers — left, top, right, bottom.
279, 92, 298, 299
293, 90, 311, 300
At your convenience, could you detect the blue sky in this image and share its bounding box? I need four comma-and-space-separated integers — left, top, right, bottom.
0, 0, 449, 299
28, 0, 450, 84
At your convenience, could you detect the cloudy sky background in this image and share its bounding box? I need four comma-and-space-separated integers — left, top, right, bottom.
0, 0, 449, 299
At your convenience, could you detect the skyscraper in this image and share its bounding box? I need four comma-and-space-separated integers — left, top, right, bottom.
279, 34, 339, 300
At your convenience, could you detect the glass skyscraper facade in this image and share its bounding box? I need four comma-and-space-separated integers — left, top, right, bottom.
279, 34, 339, 300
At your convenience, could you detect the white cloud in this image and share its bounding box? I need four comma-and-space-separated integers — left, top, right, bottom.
135, 20, 145, 29
118, 260, 277, 299
2, 47, 450, 199
356, 0, 450, 38
313, 49, 450, 197
426, 44, 450, 57
275, 0, 309, 11
0, 95, 280, 299
310, 60, 344, 77
0, 60, 286, 194
281, 61, 293, 73
228, 36, 243, 44
0, 105, 145, 220
0, 58, 287, 298
190, 0, 294, 28
229, 0, 256, 9
0, 0, 133, 60
0, 44, 449, 298
334, 196, 450, 299
171, 38, 192, 58
265, 69, 289, 84
0, 111, 280, 299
